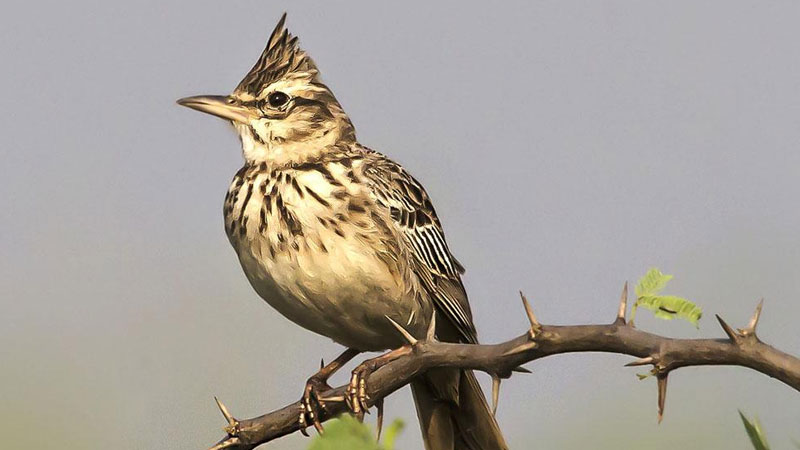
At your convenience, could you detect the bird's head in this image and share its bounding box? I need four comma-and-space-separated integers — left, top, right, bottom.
178, 14, 355, 167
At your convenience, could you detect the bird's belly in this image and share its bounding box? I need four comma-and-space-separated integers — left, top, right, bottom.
235, 230, 427, 351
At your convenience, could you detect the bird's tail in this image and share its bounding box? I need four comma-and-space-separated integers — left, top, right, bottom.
411, 368, 507, 450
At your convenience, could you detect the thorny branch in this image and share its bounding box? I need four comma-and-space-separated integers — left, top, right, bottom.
209, 285, 800, 449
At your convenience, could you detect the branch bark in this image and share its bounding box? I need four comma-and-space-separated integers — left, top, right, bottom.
209, 290, 800, 450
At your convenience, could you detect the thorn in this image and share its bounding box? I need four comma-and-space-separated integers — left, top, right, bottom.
625, 356, 655, 367
657, 373, 668, 423
320, 358, 325, 370
716, 314, 741, 344
500, 340, 537, 357
512, 366, 532, 374
214, 396, 237, 428
616, 281, 629, 324
742, 298, 764, 336
208, 436, 242, 450
376, 398, 385, 441
491, 375, 501, 415
426, 310, 437, 342
519, 291, 541, 338
385, 315, 418, 345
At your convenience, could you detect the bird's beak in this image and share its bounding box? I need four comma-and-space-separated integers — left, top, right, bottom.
176, 95, 254, 124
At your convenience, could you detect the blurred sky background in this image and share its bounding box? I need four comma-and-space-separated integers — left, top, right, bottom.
2, 1, 799, 449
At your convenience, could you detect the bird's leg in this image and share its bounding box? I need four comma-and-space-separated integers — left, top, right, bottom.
299, 348, 360, 435
347, 345, 414, 421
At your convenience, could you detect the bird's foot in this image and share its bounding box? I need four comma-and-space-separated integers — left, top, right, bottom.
346, 359, 374, 421
297, 349, 359, 436
346, 345, 413, 421
299, 372, 333, 435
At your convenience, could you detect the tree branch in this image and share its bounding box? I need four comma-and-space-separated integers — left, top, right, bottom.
209, 289, 800, 449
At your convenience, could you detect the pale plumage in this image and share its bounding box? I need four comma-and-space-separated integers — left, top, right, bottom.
222, 149, 434, 350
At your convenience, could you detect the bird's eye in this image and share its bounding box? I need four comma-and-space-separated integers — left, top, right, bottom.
267, 91, 290, 108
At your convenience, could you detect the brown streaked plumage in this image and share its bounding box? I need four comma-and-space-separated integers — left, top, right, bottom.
178, 13, 507, 450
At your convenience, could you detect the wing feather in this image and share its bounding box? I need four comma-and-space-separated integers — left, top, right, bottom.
361, 150, 477, 343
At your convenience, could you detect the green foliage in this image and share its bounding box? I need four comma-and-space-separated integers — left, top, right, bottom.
635, 268, 674, 298
381, 419, 405, 450
308, 415, 404, 450
631, 268, 702, 327
739, 411, 770, 450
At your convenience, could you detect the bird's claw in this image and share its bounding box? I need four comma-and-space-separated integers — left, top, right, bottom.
295, 349, 360, 434
345, 344, 414, 422
346, 363, 374, 421
298, 374, 331, 435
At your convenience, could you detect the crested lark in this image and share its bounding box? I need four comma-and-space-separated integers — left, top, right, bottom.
178, 14, 507, 450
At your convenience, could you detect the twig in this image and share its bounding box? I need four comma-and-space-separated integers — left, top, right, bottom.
208, 287, 800, 449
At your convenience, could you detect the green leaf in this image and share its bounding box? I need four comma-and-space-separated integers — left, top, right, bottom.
630, 268, 702, 327
739, 410, 770, 450
635, 268, 673, 298
381, 419, 405, 450
307, 415, 404, 450
307, 415, 377, 450
635, 295, 703, 327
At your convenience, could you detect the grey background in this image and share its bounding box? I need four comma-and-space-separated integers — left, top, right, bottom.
2, 1, 799, 449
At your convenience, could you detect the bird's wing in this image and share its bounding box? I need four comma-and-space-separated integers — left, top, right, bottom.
360, 150, 478, 344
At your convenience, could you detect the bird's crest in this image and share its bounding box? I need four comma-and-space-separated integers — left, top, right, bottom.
234, 13, 318, 97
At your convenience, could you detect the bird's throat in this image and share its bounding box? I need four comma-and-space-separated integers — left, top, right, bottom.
234, 122, 344, 168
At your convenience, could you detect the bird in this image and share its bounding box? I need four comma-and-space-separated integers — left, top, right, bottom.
177, 14, 507, 450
